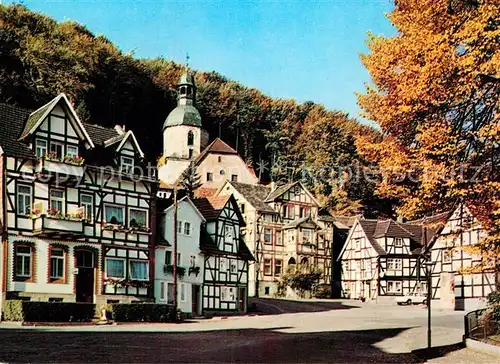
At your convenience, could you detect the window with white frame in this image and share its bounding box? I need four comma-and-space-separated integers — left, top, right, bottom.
129, 260, 148, 280
50, 248, 65, 280
387, 281, 402, 293
180, 283, 186, 302
120, 156, 134, 174
177, 252, 182, 265
35, 139, 47, 158
220, 257, 226, 271
176, 220, 183, 234
225, 225, 233, 242
190, 255, 196, 267
394, 238, 403, 247
17, 185, 32, 215
106, 258, 125, 279
443, 250, 452, 263
167, 282, 174, 304
49, 141, 64, 160
263, 259, 272, 276
104, 205, 124, 225
80, 194, 93, 221
165, 251, 172, 265
160, 281, 166, 301
274, 259, 282, 276
49, 189, 64, 214
230, 261, 237, 273
388, 258, 402, 271
302, 229, 312, 244
129, 208, 147, 228
221, 287, 236, 301
264, 228, 272, 244
66, 145, 78, 158
15, 245, 32, 278
183, 222, 191, 236
355, 239, 361, 251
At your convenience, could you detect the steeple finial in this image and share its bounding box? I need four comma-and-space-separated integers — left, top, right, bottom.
185, 52, 190, 68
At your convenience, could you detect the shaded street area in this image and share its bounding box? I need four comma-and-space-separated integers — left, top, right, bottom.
0, 299, 497, 363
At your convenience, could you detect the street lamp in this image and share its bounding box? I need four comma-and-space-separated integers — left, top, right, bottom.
423, 260, 436, 352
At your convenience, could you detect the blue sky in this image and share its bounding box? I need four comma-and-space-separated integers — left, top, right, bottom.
7, 0, 396, 122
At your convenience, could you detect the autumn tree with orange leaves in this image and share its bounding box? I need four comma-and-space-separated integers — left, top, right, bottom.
356, 0, 499, 275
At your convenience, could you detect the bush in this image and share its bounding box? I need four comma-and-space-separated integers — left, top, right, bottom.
486, 292, 500, 332
2, 301, 95, 322
3, 300, 23, 321
314, 284, 332, 299
111, 303, 180, 322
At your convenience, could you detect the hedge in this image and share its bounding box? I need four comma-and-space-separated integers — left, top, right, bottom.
111, 303, 180, 322
2, 300, 95, 322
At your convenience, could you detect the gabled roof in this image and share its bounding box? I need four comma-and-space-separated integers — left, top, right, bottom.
218, 181, 276, 214
84, 123, 121, 145
283, 216, 320, 230
19, 94, 95, 148
373, 220, 415, 239
194, 138, 238, 166
358, 219, 387, 255
264, 181, 321, 207
192, 194, 246, 226
163, 196, 206, 223
115, 130, 145, 159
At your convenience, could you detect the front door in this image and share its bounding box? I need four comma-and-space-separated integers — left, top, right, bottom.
192, 285, 200, 316
75, 249, 95, 303
238, 287, 246, 312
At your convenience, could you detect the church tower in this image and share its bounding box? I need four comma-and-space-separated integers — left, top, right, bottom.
159, 71, 209, 185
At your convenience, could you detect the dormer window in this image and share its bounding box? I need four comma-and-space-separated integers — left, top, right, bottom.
120, 156, 134, 174
66, 145, 78, 158
35, 139, 47, 158
50, 141, 64, 160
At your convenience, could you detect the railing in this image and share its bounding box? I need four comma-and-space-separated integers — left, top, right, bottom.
464, 308, 488, 340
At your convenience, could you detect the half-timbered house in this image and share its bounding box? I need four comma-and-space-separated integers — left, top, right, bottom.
422, 205, 496, 310
0, 94, 156, 306
339, 218, 430, 301
216, 180, 336, 298
192, 195, 254, 314
155, 196, 205, 315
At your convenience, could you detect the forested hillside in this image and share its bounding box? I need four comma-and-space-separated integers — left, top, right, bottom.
0, 4, 389, 217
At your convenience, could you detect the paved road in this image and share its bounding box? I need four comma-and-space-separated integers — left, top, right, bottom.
0, 298, 496, 363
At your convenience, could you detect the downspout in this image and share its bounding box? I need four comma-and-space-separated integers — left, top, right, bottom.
148, 181, 159, 300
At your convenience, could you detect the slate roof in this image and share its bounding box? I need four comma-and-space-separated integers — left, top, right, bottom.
226, 181, 276, 213
0, 103, 34, 159
83, 123, 121, 146
19, 97, 59, 139
358, 219, 387, 255
264, 181, 298, 202
192, 195, 231, 221
373, 220, 414, 239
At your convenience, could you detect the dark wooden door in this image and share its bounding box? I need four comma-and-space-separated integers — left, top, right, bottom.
75, 250, 95, 303
192, 285, 200, 315
239, 287, 246, 312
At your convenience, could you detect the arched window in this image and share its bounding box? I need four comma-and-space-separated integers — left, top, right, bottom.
288, 257, 296, 265
187, 131, 194, 146
300, 257, 309, 265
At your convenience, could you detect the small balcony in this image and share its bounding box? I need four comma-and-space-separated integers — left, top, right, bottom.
35, 155, 85, 184
31, 206, 85, 238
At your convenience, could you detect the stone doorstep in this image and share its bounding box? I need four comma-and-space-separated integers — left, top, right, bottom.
466, 338, 500, 358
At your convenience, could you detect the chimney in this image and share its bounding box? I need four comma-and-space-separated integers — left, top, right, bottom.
114, 125, 126, 135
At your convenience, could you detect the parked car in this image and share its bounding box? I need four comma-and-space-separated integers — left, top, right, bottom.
396, 292, 428, 305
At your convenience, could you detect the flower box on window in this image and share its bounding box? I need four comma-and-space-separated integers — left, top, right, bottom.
36, 158, 84, 178
32, 215, 84, 236
188, 266, 201, 277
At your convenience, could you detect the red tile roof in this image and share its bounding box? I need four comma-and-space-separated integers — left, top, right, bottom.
192, 195, 230, 221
